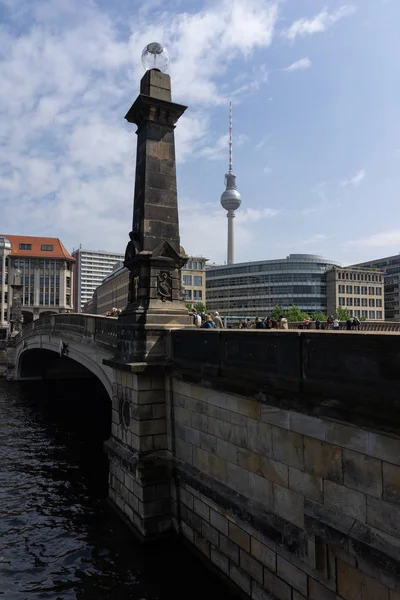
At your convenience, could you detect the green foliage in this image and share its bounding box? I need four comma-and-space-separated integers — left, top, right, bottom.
270, 305, 285, 320
311, 311, 327, 322
286, 305, 310, 322
335, 306, 351, 321
185, 301, 206, 314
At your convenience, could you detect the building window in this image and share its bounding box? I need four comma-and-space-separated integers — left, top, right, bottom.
376, 299, 382, 307
369, 310, 375, 319
354, 310, 361, 317
362, 298, 368, 307
186, 261, 192, 270
185, 289, 192, 300
369, 299, 375, 307
361, 286, 367, 295
346, 285, 352, 294
368, 287, 374, 295
348, 310, 353, 317
345, 273, 349, 279
66, 295, 71, 306
183, 275, 192, 285
362, 310, 368, 318
346, 297, 353, 306
354, 298, 360, 306
377, 311, 383, 319
193, 290, 202, 300
41, 244, 54, 251
338, 285, 345, 293
66, 277, 71, 288
354, 286, 360, 294
193, 275, 202, 286
339, 297, 345, 306
376, 287, 382, 295
19, 243, 32, 250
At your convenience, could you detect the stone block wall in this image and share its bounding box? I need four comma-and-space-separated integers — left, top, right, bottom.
170, 376, 400, 600
106, 366, 172, 537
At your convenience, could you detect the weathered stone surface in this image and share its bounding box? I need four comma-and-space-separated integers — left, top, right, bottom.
249, 472, 274, 508
240, 549, 263, 583
367, 496, 400, 537
251, 537, 276, 572
227, 462, 249, 496
229, 522, 251, 552
202, 520, 219, 546
277, 555, 307, 596
210, 545, 229, 575
194, 531, 210, 558
272, 427, 304, 470
263, 568, 292, 600
248, 420, 273, 455
219, 533, 240, 562
210, 508, 229, 536
252, 581, 276, 600
273, 484, 304, 528
230, 562, 251, 596
309, 578, 339, 600
216, 438, 238, 464
324, 480, 367, 522
383, 462, 400, 505
304, 437, 342, 483
369, 433, 400, 466
337, 559, 363, 600
343, 449, 382, 498
289, 467, 323, 503
261, 406, 290, 429
193, 497, 210, 521
290, 412, 327, 441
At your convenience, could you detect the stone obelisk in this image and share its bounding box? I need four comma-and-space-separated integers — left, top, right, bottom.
117, 54, 191, 363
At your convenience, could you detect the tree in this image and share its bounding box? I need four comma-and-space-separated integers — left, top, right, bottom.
335, 306, 350, 321
185, 301, 206, 314
312, 311, 327, 322
286, 305, 310, 322
270, 305, 286, 320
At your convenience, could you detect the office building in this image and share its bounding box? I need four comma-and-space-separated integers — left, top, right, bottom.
84, 251, 206, 315
206, 254, 339, 317
351, 255, 400, 321
72, 248, 124, 312
326, 266, 385, 320
0, 234, 74, 330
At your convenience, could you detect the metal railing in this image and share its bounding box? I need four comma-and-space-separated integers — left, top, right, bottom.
287, 321, 400, 332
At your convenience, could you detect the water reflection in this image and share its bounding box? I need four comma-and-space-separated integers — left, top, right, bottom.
0, 379, 238, 600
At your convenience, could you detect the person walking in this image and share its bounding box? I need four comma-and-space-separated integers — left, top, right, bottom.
333, 317, 340, 331
279, 315, 288, 330
213, 311, 224, 329
203, 315, 216, 329
315, 318, 320, 330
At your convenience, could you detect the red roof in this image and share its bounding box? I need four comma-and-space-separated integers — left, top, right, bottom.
3, 235, 74, 260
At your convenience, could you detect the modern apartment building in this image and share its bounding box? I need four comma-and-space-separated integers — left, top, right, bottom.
326, 266, 385, 320
351, 255, 400, 321
83, 251, 206, 315
0, 234, 74, 331
72, 248, 124, 312
206, 254, 340, 317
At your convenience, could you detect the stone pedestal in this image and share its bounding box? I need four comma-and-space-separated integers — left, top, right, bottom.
105, 364, 173, 537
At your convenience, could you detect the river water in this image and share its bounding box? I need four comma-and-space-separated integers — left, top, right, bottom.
0, 379, 237, 600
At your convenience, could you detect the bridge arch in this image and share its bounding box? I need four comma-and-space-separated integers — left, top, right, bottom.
15, 336, 114, 401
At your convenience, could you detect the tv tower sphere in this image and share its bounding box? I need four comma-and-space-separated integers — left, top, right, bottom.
220, 102, 241, 264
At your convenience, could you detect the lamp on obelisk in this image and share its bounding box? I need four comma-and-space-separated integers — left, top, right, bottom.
118, 43, 191, 362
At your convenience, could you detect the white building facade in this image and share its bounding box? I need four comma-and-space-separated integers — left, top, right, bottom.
72, 248, 124, 312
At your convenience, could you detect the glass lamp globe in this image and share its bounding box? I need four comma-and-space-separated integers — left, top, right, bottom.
141, 42, 169, 73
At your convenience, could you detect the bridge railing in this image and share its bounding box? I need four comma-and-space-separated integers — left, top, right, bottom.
287, 320, 400, 332
15, 313, 119, 349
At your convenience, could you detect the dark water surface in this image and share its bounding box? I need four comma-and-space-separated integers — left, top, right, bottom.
0, 379, 237, 600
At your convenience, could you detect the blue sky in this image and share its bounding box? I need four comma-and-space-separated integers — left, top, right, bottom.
1, 0, 399, 265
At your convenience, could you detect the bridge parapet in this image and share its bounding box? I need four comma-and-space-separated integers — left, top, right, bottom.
16, 313, 119, 349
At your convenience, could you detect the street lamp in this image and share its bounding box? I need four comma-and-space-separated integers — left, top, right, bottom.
141, 42, 169, 72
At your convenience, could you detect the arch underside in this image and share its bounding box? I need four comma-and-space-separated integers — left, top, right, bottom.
15, 336, 114, 400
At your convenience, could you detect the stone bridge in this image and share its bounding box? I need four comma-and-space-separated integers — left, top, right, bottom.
6, 313, 400, 600
7, 313, 118, 399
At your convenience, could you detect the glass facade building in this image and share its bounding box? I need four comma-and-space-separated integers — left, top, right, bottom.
206, 254, 340, 316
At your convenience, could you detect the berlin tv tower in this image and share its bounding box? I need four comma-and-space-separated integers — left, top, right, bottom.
220, 102, 241, 265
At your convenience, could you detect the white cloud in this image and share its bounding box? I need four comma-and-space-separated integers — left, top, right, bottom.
345, 230, 400, 249
0, 0, 280, 255
284, 5, 356, 40
302, 233, 327, 244
284, 57, 311, 72
263, 166, 272, 175
340, 169, 366, 188
199, 132, 248, 161
255, 134, 271, 150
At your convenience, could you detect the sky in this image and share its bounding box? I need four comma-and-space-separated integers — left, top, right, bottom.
1, 0, 400, 266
